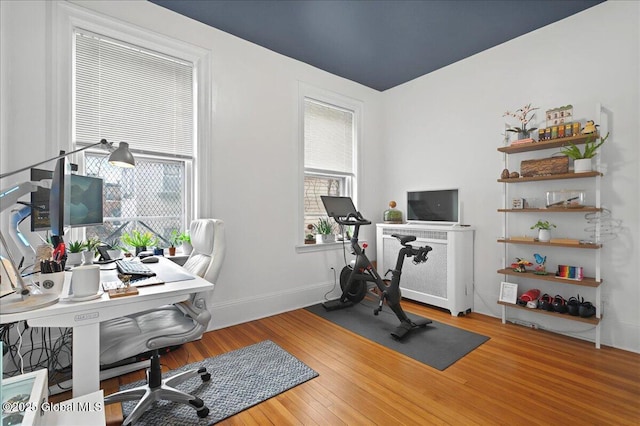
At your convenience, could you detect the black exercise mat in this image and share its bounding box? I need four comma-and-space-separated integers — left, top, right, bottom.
306, 300, 489, 370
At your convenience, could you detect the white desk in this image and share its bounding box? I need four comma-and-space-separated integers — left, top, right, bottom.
0, 258, 213, 398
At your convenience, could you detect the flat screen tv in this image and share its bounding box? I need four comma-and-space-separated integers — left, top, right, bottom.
407, 189, 459, 225
68, 174, 104, 227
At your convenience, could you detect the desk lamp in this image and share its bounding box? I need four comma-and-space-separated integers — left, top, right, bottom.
0, 139, 135, 313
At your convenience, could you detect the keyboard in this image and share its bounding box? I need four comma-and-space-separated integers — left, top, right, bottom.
115, 260, 156, 278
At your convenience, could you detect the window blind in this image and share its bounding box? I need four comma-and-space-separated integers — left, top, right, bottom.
75, 30, 194, 157
304, 99, 354, 174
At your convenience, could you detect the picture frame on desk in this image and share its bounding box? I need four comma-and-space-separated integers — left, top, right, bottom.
499, 281, 518, 304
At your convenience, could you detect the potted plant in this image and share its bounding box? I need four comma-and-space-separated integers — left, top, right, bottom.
121, 230, 158, 255
168, 230, 182, 256
314, 217, 334, 244
106, 238, 125, 259
67, 240, 86, 266
531, 220, 556, 242
503, 103, 539, 141
177, 231, 192, 255
560, 132, 609, 173
304, 224, 316, 244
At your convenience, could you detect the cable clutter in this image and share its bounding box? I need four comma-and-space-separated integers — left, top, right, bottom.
1, 322, 73, 391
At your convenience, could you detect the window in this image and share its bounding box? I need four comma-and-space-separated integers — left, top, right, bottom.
74, 29, 195, 246
301, 88, 360, 243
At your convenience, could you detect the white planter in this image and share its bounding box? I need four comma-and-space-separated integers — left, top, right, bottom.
574, 158, 592, 173
181, 241, 193, 255
538, 229, 551, 242
66, 251, 84, 266
106, 249, 122, 260
316, 234, 334, 244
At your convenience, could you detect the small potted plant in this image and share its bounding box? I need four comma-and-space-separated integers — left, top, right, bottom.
561, 132, 609, 173
67, 240, 86, 266
314, 217, 334, 244
531, 220, 556, 242
304, 224, 316, 244
177, 231, 192, 255
106, 238, 125, 259
168, 230, 182, 256
121, 230, 158, 255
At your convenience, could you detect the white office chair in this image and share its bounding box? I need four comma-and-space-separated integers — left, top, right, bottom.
100, 219, 225, 426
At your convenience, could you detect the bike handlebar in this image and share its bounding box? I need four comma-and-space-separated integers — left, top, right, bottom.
334, 212, 371, 226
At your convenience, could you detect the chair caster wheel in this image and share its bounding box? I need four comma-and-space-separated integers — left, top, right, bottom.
201, 372, 211, 382
197, 406, 210, 418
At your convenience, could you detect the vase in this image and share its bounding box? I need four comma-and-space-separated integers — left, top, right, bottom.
538, 229, 551, 242
574, 158, 592, 173
181, 242, 193, 255
67, 251, 84, 266
316, 234, 334, 244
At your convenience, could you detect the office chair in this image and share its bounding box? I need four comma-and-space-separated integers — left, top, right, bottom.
100, 219, 225, 426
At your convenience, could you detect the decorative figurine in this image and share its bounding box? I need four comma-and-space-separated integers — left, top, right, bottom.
533, 253, 547, 275
581, 120, 598, 134
511, 258, 533, 273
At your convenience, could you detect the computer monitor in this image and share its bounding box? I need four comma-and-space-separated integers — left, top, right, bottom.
49, 157, 67, 237
320, 196, 358, 219
69, 174, 103, 227
30, 168, 53, 232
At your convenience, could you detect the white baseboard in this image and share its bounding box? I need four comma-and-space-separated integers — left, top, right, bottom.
208, 281, 338, 331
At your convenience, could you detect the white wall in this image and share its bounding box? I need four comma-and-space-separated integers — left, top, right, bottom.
382, 1, 639, 352
1, 1, 638, 353
0, 1, 385, 328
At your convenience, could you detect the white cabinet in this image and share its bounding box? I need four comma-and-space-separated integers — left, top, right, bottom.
376, 224, 474, 316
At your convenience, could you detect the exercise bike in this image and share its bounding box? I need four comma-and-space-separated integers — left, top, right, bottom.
320, 196, 433, 340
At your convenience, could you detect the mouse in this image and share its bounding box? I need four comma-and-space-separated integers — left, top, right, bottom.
141, 256, 159, 263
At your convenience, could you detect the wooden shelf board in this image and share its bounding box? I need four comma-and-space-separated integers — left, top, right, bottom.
498, 133, 599, 154
497, 239, 602, 249
498, 171, 602, 183
497, 300, 601, 325
498, 207, 602, 213
497, 268, 602, 287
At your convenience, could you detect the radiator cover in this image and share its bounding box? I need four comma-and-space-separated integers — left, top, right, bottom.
376, 224, 475, 316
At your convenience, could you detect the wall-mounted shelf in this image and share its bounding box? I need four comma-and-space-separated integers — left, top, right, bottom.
497, 133, 598, 154
498, 207, 602, 213
498, 171, 602, 183
498, 104, 604, 348
497, 301, 601, 325
497, 268, 602, 287
497, 239, 602, 249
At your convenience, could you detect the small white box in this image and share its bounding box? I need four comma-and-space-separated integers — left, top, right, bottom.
512, 198, 524, 209
1, 369, 48, 425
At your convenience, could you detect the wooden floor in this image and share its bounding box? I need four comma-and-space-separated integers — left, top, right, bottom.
52, 300, 640, 425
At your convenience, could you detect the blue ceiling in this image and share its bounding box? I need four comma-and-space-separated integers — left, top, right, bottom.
149, 0, 605, 91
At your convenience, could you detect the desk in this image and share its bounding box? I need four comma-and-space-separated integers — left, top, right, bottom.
0, 258, 213, 398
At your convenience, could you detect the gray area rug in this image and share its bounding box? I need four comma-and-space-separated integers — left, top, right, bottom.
306, 300, 489, 370
120, 340, 318, 425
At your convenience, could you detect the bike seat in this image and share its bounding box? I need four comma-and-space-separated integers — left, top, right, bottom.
391, 234, 416, 245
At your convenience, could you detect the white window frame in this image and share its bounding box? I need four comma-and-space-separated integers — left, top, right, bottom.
51, 2, 213, 234
297, 83, 362, 249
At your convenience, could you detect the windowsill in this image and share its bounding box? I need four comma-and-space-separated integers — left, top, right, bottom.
295, 240, 365, 253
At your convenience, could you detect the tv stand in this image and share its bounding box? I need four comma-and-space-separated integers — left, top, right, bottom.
376, 223, 474, 316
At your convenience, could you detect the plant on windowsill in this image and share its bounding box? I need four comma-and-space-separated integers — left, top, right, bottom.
561, 132, 608, 173
314, 217, 334, 244
304, 224, 316, 244
531, 220, 556, 243
121, 230, 158, 256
